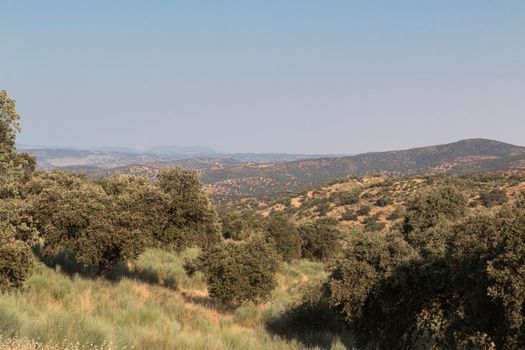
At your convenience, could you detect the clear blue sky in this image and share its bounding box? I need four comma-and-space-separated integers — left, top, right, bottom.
1, 1, 524, 154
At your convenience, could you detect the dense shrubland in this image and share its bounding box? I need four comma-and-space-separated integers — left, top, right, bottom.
2, 90, 525, 349
286, 185, 525, 349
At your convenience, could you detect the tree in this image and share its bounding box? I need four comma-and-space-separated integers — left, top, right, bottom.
0, 90, 36, 198
194, 235, 280, 307
0, 90, 36, 291
265, 214, 302, 261
327, 232, 419, 327
28, 172, 149, 275
0, 200, 35, 291
156, 168, 221, 251
403, 184, 467, 233
219, 209, 265, 241
299, 218, 341, 262
99, 174, 168, 248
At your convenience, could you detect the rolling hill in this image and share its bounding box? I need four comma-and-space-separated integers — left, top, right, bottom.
26, 139, 525, 207
202, 139, 525, 206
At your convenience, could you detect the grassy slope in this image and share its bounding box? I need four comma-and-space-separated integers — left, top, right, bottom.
0, 249, 345, 350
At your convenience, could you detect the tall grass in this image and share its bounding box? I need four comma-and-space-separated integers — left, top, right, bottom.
0, 249, 351, 350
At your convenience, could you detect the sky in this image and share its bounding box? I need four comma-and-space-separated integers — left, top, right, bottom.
0, 1, 524, 154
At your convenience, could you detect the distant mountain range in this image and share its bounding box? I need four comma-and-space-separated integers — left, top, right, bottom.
20, 139, 525, 207
17, 144, 339, 170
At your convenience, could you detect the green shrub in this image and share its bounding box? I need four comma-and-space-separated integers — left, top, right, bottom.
330, 190, 360, 206
265, 214, 302, 261
219, 210, 265, 241
195, 235, 280, 307
363, 214, 386, 232
340, 210, 358, 221
0, 91, 36, 291
403, 184, 467, 233
30, 173, 148, 275
356, 205, 371, 216
374, 198, 392, 207
327, 232, 418, 330
157, 168, 222, 251
0, 227, 33, 292
479, 188, 508, 208
299, 218, 341, 262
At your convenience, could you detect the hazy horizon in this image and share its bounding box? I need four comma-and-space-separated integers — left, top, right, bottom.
1, 1, 524, 154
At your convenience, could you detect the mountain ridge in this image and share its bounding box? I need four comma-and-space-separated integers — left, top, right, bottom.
24, 138, 525, 207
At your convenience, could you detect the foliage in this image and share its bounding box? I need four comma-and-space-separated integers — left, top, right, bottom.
0, 91, 35, 291
28, 172, 149, 275
403, 184, 467, 233
302, 199, 525, 349
219, 210, 265, 241
356, 205, 371, 216
298, 218, 341, 262
374, 198, 392, 207
330, 190, 360, 206
0, 220, 34, 292
194, 235, 280, 307
479, 188, 508, 208
327, 232, 419, 328
265, 214, 302, 261
340, 210, 358, 221
157, 168, 221, 251
386, 207, 404, 221
362, 214, 386, 232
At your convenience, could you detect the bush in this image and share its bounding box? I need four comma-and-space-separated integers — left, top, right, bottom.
327, 232, 419, 330
356, 205, 371, 216
28, 172, 150, 276
195, 235, 280, 307
315, 202, 330, 216
319, 201, 525, 349
157, 168, 221, 251
265, 214, 302, 261
330, 190, 360, 206
479, 188, 508, 208
340, 210, 358, 221
219, 210, 264, 241
0, 223, 34, 292
403, 184, 467, 233
299, 218, 341, 262
363, 214, 386, 232
374, 198, 392, 207
0, 91, 36, 291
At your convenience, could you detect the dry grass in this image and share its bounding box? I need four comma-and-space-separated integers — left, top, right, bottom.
0, 250, 341, 350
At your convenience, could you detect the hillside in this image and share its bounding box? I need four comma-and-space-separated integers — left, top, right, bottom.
31, 139, 525, 207
202, 139, 525, 206
259, 173, 525, 233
